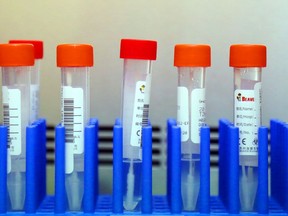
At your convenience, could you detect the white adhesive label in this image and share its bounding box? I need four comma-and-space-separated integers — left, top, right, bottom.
3, 87, 22, 156
130, 80, 149, 147
191, 89, 206, 143
30, 84, 39, 123
234, 83, 261, 156
62, 86, 84, 174
65, 144, 74, 174
2, 87, 22, 173
177, 87, 206, 144
177, 87, 189, 142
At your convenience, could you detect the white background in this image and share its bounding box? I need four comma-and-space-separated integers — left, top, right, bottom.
0, 0, 287, 127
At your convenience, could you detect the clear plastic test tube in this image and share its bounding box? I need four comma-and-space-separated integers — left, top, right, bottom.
230, 44, 267, 211
57, 44, 93, 211
174, 44, 211, 211
120, 39, 157, 211
0, 44, 34, 210
9, 40, 44, 123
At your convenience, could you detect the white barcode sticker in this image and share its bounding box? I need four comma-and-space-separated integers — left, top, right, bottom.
191, 89, 206, 143
234, 82, 261, 157
2, 87, 22, 159
65, 142, 74, 174
177, 87, 189, 142
142, 72, 151, 128
62, 86, 84, 174
130, 81, 147, 147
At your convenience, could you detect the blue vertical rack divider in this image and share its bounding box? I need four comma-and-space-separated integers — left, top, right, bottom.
0, 117, 286, 216
112, 119, 123, 214
26, 119, 47, 213
270, 119, 288, 212
166, 119, 175, 208
218, 119, 240, 214
0, 125, 7, 213
168, 120, 182, 213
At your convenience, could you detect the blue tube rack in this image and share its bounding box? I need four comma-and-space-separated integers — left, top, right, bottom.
55, 118, 99, 213
0, 119, 47, 213
0, 117, 287, 215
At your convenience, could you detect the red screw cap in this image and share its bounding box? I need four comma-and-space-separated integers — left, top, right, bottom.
120, 39, 157, 60
9, 40, 44, 59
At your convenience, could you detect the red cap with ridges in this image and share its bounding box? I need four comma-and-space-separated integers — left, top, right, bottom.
174, 44, 211, 67
57, 44, 94, 67
0, 44, 34, 66
120, 39, 157, 60
230, 44, 267, 67
9, 40, 43, 59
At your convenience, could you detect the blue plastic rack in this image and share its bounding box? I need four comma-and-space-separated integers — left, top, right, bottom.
0, 118, 287, 215
0, 119, 47, 213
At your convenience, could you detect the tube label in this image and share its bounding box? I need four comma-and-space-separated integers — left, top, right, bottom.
2, 87, 22, 173
130, 77, 150, 147
62, 86, 84, 174
177, 87, 189, 142
177, 87, 206, 144
2, 87, 22, 156
234, 82, 261, 157
191, 88, 206, 143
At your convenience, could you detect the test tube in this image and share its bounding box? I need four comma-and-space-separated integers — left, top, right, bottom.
174, 44, 211, 211
57, 44, 93, 211
9, 40, 44, 123
0, 44, 34, 210
120, 39, 157, 211
229, 44, 267, 211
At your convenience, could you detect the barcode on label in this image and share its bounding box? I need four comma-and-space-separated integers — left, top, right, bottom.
63, 98, 75, 144
3, 103, 11, 148
3, 104, 21, 148
141, 104, 149, 126
2, 88, 21, 157
62, 86, 84, 173
62, 86, 84, 157
3, 103, 12, 173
